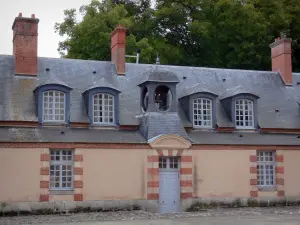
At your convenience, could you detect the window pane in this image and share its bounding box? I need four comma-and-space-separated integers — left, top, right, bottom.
257, 151, 275, 187
43, 91, 65, 122
193, 98, 212, 128
93, 93, 114, 124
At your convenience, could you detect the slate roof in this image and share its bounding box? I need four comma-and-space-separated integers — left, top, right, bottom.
1, 54, 300, 143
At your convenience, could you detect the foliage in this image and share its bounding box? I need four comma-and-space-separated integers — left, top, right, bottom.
55, 0, 300, 71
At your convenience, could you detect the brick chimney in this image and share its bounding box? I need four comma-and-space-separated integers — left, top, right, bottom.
111, 25, 127, 75
12, 13, 39, 76
270, 37, 292, 85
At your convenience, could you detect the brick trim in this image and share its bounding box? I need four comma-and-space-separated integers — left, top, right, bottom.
250, 191, 258, 197
147, 155, 159, 162
74, 154, 83, 162
74, 194, 83, 201
40, 194, 49, 202
276, 166, 284, 174
250, 179, 257, 185
276, 155, 284, 162
147, 181, 159, 188
275, 152, 285, 198
250, 166, 257, 174
181, 156, 192, 162
180, 180, 192, 187
250, 155, 257, 162
74, 167, 83, 175
74, 180, 83, 188
40, 181, 49, 188
180, 168, 192, 175
147, 193, 159, 200
181, 192, 193, 199
276, 178, 284, 185
40, 153, 50, 161
277, 190, 285, 197
249, 153, 258, 198
40, 167, 49, 175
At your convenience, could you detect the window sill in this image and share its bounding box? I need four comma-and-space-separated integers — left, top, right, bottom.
49, 190, 74, 195
42, 121, 67, 127
258, 187, 277, 192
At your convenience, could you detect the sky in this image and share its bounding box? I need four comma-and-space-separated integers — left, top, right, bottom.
0, 0, 91, 58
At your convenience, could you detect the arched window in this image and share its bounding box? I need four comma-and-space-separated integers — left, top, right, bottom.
193, 98, 212, 128
235, 99, 254, 128
43, 90, 65, 122
93, 93, 114, 124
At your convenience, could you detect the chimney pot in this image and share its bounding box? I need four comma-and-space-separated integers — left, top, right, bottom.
270, 38, 293, 85
31, 14, 35, 18
18, 12, 22, 17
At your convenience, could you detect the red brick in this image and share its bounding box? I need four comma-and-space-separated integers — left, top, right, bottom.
250, 166, 257, 174
250, 191, 258, 198
74, 167, 83, 175
147, 181, 159, 188
276, 166, 284, 174
40, 167, 49, 175
74, 194, 83, 201
180, 168, 192, 175
180, 180, 192, 187
250, 155, 257, 162
181, 192, 193, 199
147, 168, 159, 175
181, 156, 192, 162
39, 194, 49, 202
147, 155, 159, 162
276, 155, 284, 162
74, 154, 83, 162
277, 190, 285, 197
250, 179, 257, 185
276, 178, 284, 185
40, 153, 50, 162
40, 181, 49, 188
74, 180, 83, 188
156, 149, 163, 156
147, 193, 159, 200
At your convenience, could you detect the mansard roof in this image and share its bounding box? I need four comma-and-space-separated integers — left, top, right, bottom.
1, 54, 300, 134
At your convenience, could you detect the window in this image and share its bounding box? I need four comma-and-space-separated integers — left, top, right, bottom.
193, 98, 212, 128
43, 90, 65, 122
159, 157, 179, 169
257, 151, 275, 188
93, 93, 114, 124
235, 99, 254, 128
50, 150, 73, 190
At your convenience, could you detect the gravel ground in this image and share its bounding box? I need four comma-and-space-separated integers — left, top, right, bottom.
0, 207, 300, 225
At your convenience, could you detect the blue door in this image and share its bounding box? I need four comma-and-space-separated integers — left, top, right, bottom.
159, 157, 180, 213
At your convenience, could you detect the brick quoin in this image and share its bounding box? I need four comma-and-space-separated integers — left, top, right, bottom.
39, 194, 49, 202
180, 192, 193, 199
147, 155, 159, 162
74, 180, 83, 188
147, 168, 159, 175
277, 190, 285, 197
180, 168, 192, 175
74, 194, 83, 201
180, 180, 192, 187
40, 167, 49, 175
276, 178, 285, 185
74, 167, 83, 175
250, 191, 258, 198
147, 181, 159, 188
276, 155, 284, 162
276, 166, 284, 174
181, 156, 192, 162
147, 193, 159, 200
40, 153, 50, 161
250, 166, 257, 174
250, 179, 257, 185
250, 155, 257, 162
40, 181, 49, 188
74, 154, 83, 162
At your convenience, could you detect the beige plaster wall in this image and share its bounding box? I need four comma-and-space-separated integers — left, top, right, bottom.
193, 150, 253, 198
284, 150, 300, 197
83, 148, 147, 201
0, 148, 42, 202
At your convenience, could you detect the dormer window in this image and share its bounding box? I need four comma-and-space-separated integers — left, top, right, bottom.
93, 93, 114, 124
235, 99, 254, 128
43, 90, 65, 122
82, 78, 120, 126
193, 98, 212, 128
34, 78, 72, 124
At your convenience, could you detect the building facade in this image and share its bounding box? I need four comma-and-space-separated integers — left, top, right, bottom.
0, 13, 300, 213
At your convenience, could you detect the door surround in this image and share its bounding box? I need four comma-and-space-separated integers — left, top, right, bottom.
146, 134, 193, 204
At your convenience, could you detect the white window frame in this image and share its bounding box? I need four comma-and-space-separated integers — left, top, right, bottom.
235, 99, 254, 129
93, 93, 114, 124
193, 98, 213, 128
257, 151, 276, 189
50, 150, 73, 190
159, 157, 180, 171
43, 90, 66, 122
